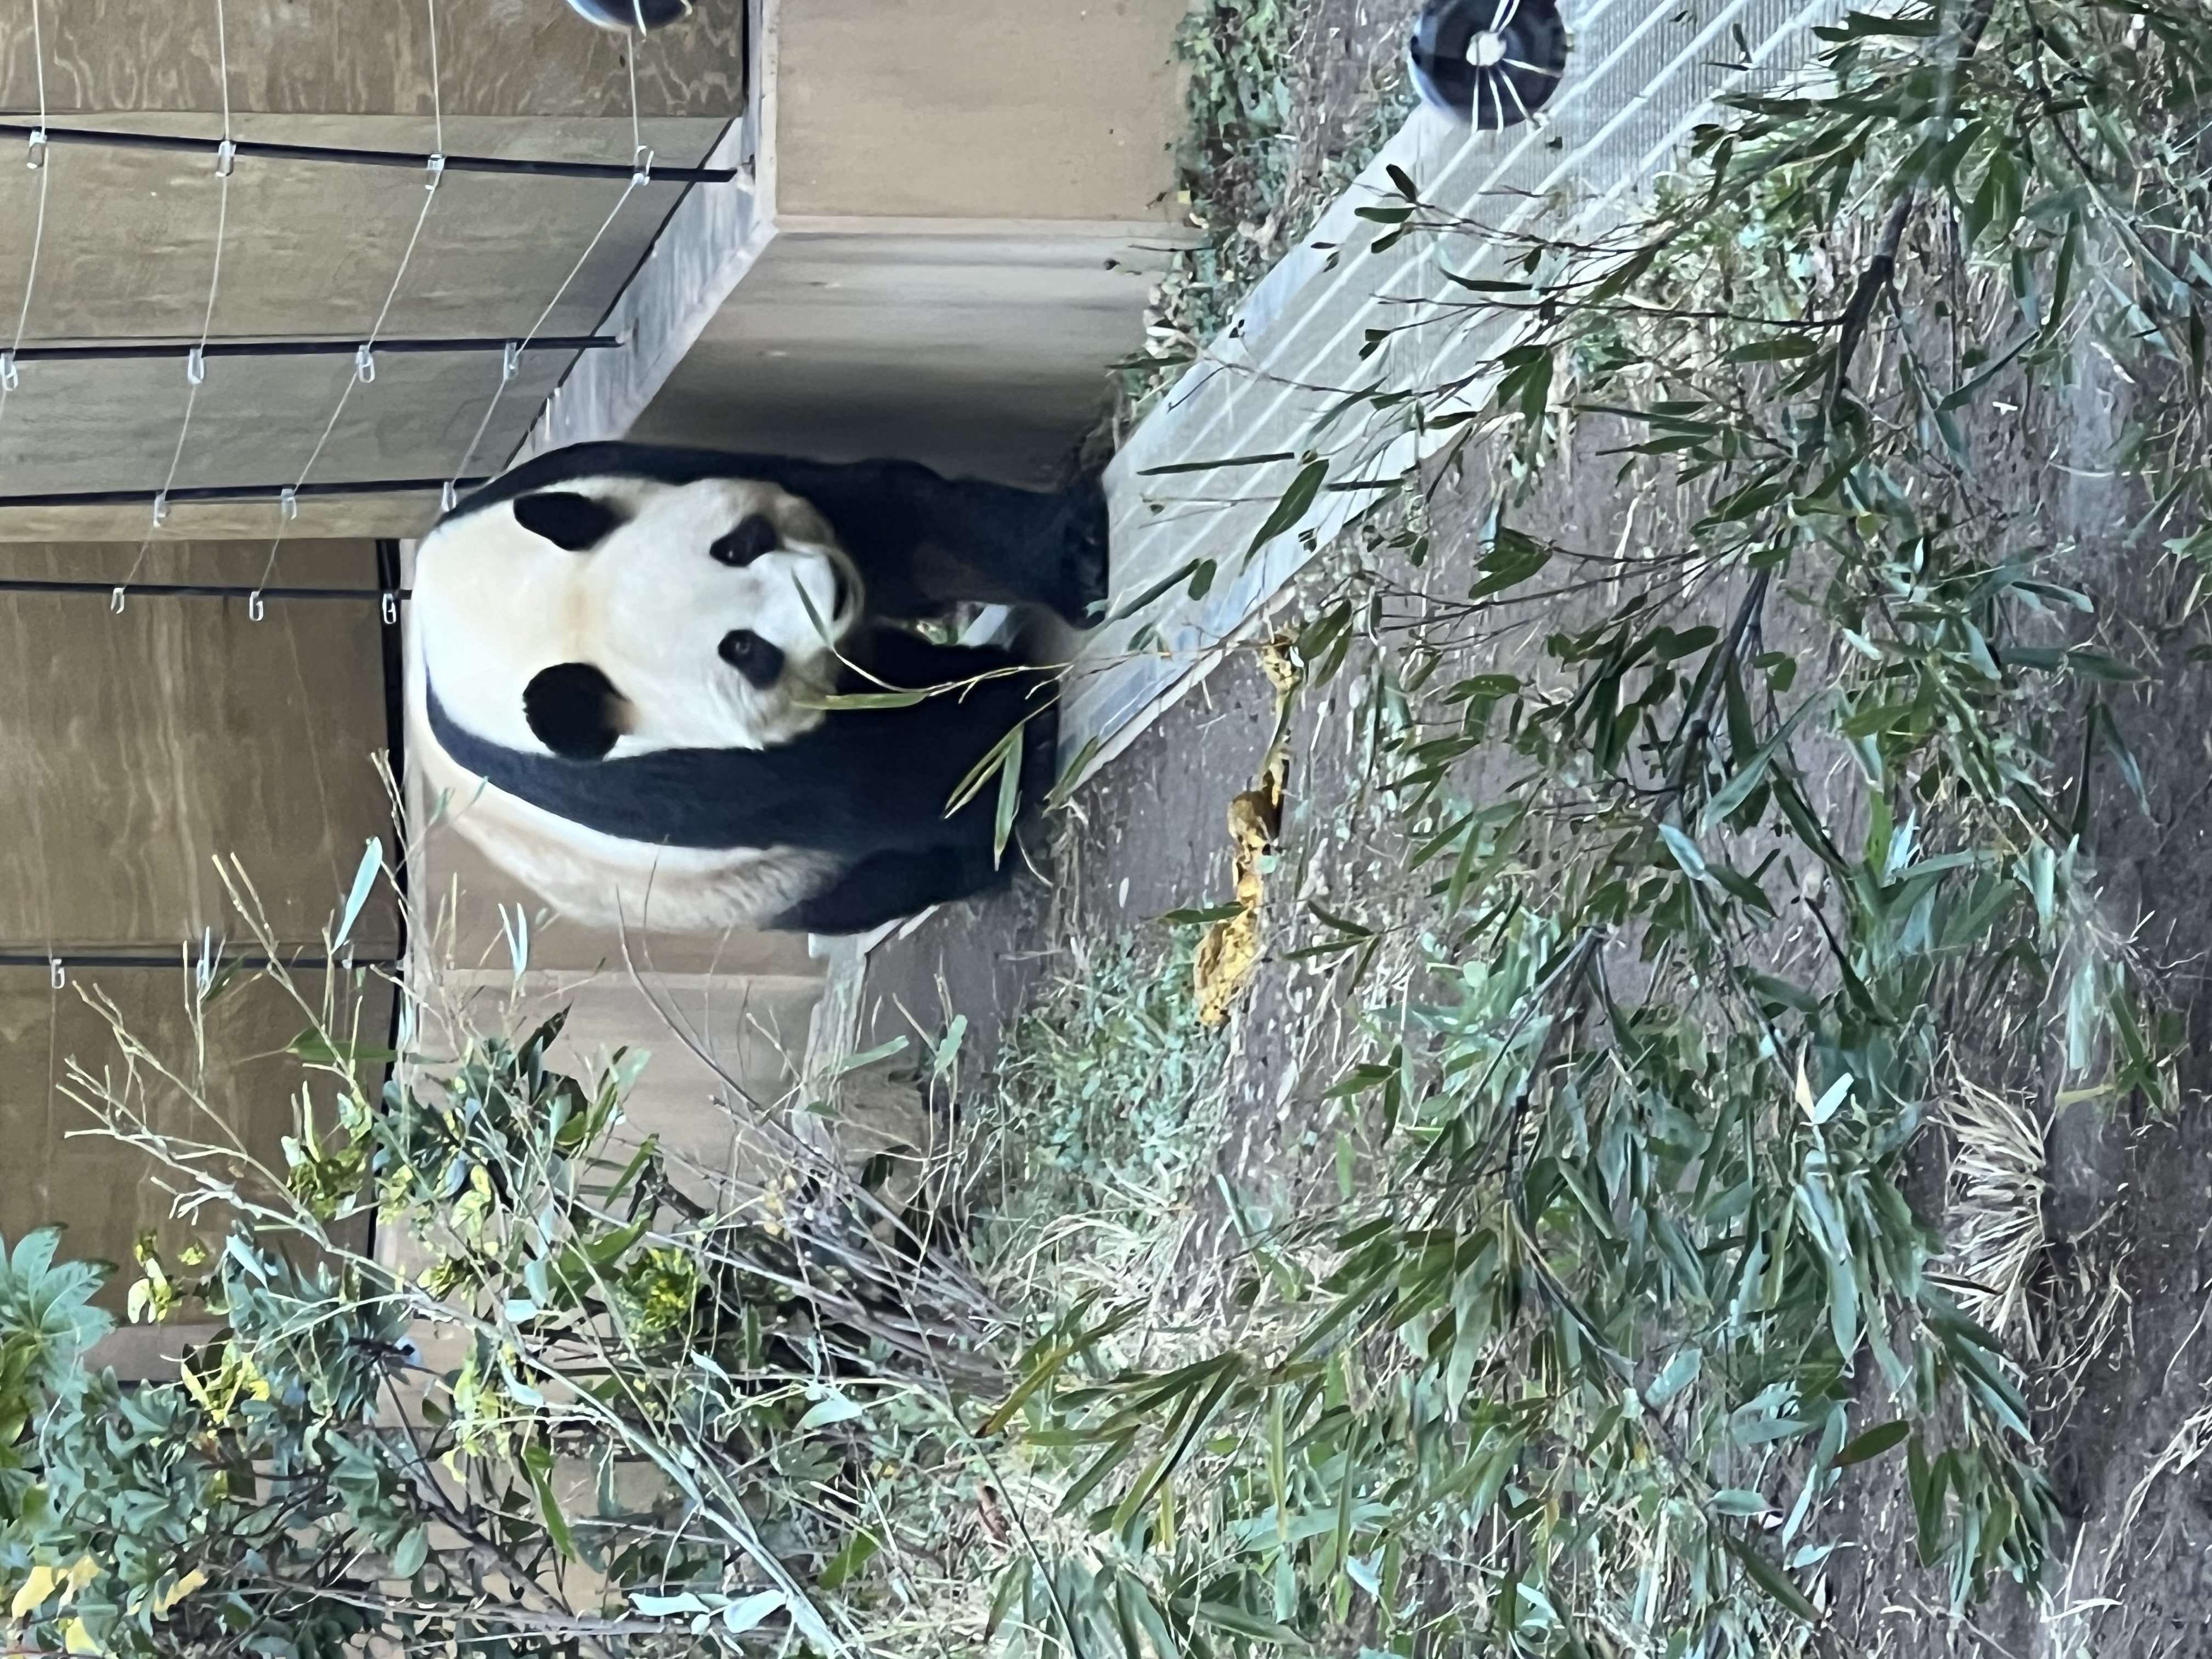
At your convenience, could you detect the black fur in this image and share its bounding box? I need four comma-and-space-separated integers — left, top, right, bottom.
430, 631, 1058, 930
712, 515, 779, 567
447, 441, 1108, 625
523, 663, 627, 760
717, 629, 784, 689
512, 490, 625, 552
434, 442, 1090, 933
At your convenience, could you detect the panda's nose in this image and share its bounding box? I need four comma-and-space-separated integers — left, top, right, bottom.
719, 629, 785, 689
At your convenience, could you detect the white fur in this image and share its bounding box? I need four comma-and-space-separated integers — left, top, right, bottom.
413, 475, 864, 757
408, 471, 864, 932
409, 707, 836, 932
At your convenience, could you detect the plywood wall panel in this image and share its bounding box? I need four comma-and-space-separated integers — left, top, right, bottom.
0, 116, 721, 345
0, 963, 391, 1307
0, 0, 743, 120
0, 494, 443, 541
0, 539, 398, 952
0, 349, 572, 494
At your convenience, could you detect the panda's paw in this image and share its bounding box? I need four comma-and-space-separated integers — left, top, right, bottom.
1044, 476, 1111, 626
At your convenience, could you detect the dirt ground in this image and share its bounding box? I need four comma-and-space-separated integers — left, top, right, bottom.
855, 476, 2212, 1657
848, 5, 2212, 1655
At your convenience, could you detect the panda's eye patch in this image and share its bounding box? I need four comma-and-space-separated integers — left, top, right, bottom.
710, 515, 780, 568
719, 629, 785, 689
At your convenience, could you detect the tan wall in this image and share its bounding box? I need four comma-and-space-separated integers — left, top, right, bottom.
774, 0, 1187, 223
0, 537, 397, 1308
1, 0, 743, 119
0, 539, 398, 949
0, 0, 746, 542
0, 964, 389, 1309
632, 228, 1177, 484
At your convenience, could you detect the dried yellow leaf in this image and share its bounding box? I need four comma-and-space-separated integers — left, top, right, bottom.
151, 1567, 206, 1617
13, 1563, 59, 1618
1192, 644, 1302, 1029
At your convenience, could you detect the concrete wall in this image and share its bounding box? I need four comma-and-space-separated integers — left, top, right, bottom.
629, 229, 1172, 484
545, 0, 1197, 488
774, 0, 1187, 224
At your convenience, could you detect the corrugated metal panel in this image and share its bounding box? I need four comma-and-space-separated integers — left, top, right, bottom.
1063, 0, 1850, 775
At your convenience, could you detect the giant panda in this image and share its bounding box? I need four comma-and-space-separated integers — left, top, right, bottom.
407, 441, 1105, 936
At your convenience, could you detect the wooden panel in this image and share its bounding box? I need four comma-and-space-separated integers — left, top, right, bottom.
0, 963, 390, 1308
0, 115, 722, 343
0, 0, 743, 119
776, 0, 1185, 222
0, 494, 444, 542
0, 111, 721, 526
0, 348, 573, 495
0, 539, 399, 952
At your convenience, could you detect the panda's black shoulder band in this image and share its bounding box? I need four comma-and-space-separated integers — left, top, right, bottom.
426, 634, 1058, 862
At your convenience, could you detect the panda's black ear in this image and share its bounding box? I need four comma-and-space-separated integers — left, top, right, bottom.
523, 663, 628, 760
513, 491, 625, 552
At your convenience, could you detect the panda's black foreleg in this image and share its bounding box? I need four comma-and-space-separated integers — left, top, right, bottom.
777, 847, 1012, 936
904, 471, 1109, 627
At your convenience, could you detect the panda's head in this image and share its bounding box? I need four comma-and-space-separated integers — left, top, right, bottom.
414, 474, 865, 760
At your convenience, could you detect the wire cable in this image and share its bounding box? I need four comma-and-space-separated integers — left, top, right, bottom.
121, 0, 237, 596
0, 0, 53, 439
454, 18, 654, 489
256, 145, 449, 589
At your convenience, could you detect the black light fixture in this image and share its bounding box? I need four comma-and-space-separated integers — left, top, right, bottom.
1408, 0, 1569, 129
563, 0, 694, 30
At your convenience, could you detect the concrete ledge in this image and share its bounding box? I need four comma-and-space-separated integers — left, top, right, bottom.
1058, 0, 1850, 789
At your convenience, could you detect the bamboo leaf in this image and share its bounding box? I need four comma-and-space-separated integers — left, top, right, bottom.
1245, 460, 1329, 561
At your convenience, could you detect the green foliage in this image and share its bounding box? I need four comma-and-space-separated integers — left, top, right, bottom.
958, 2, 2212, 1654
1118, 0, 1414, 414
16, 994, 1002, 1658
985, 934, 1227, 1205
